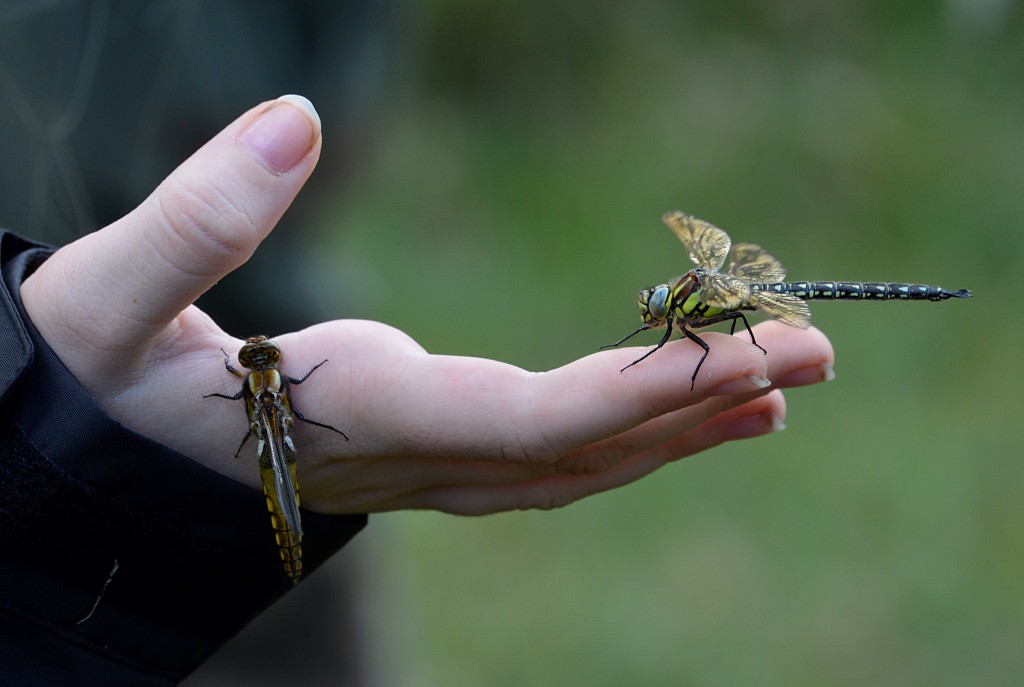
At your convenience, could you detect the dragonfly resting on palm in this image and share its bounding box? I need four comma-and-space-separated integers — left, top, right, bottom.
604, 212, 972, 389
205, 336, 348, 584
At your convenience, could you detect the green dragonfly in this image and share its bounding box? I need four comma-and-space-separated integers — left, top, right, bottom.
604, 211, 972, 388
205, 336, 348, 583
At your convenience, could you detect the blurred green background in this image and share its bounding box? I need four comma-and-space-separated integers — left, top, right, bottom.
321, 3, 1021, 686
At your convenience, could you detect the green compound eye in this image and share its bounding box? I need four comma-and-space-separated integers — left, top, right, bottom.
645, 286, 670, 320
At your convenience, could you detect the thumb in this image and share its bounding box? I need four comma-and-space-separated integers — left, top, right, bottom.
22, 94, 322, 354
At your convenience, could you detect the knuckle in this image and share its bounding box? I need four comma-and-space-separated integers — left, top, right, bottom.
555, 444, 619, 476
501, 428, 562, 465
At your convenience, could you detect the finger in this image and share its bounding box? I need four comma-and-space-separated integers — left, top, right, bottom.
385, 330, 768, 464
652, 388, 788, 461
552, 387, 782, 479
306, 386, 784, 513
370, 390, 789, 514
371, 321, 831, 466
517, 321, 833, 460
23, 95, 322, 354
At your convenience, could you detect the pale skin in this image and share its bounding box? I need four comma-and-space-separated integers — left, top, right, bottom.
19, 96, 835, 516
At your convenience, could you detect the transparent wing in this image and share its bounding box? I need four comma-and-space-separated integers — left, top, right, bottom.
256, 398, 304, 581
663, 211, 731, 272
701, 274, 752, 310
748, 291, 812, 328
258, 405, 303, 538
724, 242, 788, 282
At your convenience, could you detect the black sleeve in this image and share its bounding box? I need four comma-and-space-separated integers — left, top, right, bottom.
0, 230, 367, 685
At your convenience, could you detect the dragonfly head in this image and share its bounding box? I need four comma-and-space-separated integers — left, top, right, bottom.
238, 335, 282, 369
638, 284, 671, 326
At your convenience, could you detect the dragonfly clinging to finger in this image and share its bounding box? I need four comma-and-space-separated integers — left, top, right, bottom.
603, 212, 972, 389
204, 336, 348, 584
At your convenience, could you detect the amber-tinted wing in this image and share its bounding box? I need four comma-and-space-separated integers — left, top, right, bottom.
663, 211, 731, 272
256, 403, 303, 580
700, 273, 753, 310
724, 242, 788, 282
749, 290, 812, 328
258, 407, 302, 537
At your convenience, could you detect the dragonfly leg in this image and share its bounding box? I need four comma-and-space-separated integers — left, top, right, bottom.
233, 429, 254, 458
288, 359, 329, 385
286, 359, 349, 440
679, 327, 711, 390
220, 348, 245, 378
698, 311, 767, 356
601, 325, 652, 350
618, 321, 675, 373
292, 405, 349, 441
203, 390, 245, 401
730, 311, 766, 355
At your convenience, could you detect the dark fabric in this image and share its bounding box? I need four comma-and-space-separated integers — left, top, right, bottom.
0, 230, 367, 684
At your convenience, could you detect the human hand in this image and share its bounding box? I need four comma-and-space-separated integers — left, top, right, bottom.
19, 96, 835, 516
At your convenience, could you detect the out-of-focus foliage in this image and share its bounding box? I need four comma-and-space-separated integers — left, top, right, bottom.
321, 2, 1022, 685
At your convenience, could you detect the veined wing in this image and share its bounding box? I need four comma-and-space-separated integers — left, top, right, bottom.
700, 273, 753, 311
257, 401, 303, 538
255, 399, 303, 581
724, 242, 788, 283
663, 211, 731, 272
749, 290, 812, 328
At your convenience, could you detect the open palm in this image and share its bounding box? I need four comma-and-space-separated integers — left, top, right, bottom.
19, 97, 835, 516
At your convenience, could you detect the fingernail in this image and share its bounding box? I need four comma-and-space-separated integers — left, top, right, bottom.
723, 411, 786, 441
776, 363, 836, 388
707, 373, 772, 397
239, 95, 321, 174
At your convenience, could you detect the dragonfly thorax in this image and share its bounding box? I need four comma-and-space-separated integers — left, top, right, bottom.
638, 272, 704, 326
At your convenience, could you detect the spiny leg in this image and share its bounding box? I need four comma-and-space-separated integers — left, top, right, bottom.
202, 357, 251, 455
683, 313, 766, 388
203, 347, 247, 400
697, 311, 767, 356
286, 359, 349, 440
232, 429, 254, 458
601, 325, 651, 350
728, 311, 766, 356
203, 390, 244, 401
292, 405, 349, 441
679, 327, 711, 390
288, 359, 329, 385
618, 322, 675, 372
220, 348, 245, 377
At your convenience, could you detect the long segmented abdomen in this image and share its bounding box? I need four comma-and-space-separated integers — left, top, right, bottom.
256, 403, 303, 583
751, 281, 972, 302
259, 459, 303, 581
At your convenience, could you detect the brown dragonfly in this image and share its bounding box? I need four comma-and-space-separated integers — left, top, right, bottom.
205, 336, 347, 583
